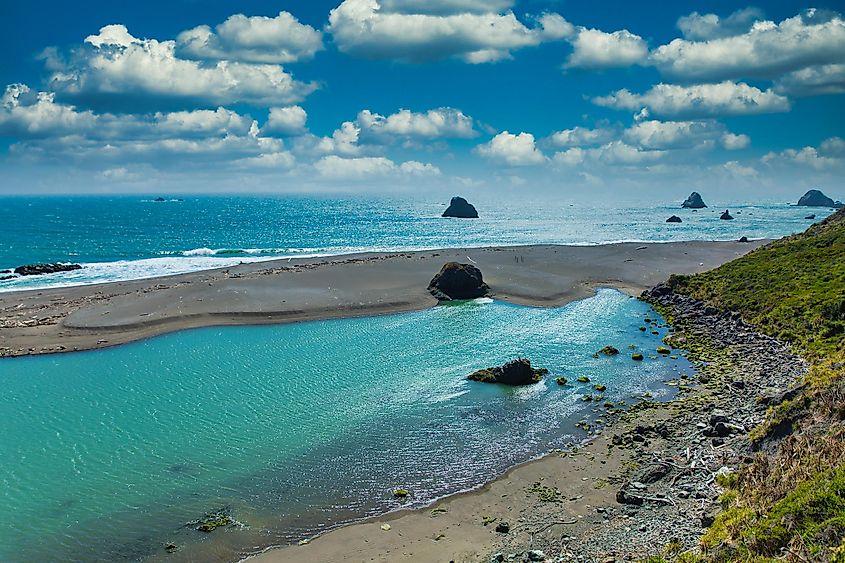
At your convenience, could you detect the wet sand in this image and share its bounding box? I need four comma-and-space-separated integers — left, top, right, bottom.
0, 241, 764, 358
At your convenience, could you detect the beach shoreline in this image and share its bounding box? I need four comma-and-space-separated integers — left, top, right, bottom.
0, 241, 765, 358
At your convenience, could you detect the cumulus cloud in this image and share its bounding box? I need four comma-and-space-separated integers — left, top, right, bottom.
651, 9, 845, 81
176, 11, 323, 64
566, 28, 648, 68
775, 64, 845, 96
723, 160, 758, 177
762, 138, 845, 170
316, 122, 364, 156
593, 81, 790, 118
357, 107, 476, 139
475, 131, 546, 166
622, 119, 733, 149
378, 0, 514, 15
314, 155, 440, 178
676, 8, 765, 40
262, 106, 308, 136
327, 0, 572, 63
554, 141, 665, 166
46, 24, 317, 109
721, 132, 750, 150
548, 126, 615, 147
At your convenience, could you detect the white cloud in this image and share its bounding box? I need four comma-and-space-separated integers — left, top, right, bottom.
652, 9, 845, 81
475, 131, 546, 166
593, 81, 790, 118
316, 122, 363, 156
176, 11, 323, 64
233, 151, 296, 169
566, 28, 648, 69
723, 160, 758, 177
548, 126, 615, 147
327, 0, 572, 64
677, 8, 764, 40
379, 0, 514, 15
314, 155, 440, 178
552, 147, 586, 166
775, 64, 845, 96
357, 107, 476, 139
553, 141, 664, 166
262, 106, 308, 136
0, 84, 96, 137
721, 132, 750, 150
623, 119, 726, 149
48, 24, 317, 108
762, 139, 845, 170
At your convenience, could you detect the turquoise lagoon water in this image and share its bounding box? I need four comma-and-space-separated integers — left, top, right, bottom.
0, 195, 834, 291
0, 289, 688, 562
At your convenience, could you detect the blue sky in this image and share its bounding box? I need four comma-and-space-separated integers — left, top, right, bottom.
1, 0, 844, 199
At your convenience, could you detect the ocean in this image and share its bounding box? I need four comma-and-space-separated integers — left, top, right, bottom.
0, 290, 685, 562
0, 194, 833, 292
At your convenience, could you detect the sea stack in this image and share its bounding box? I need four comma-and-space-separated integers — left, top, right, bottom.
428, 262, 489, 300
467, 358, 548, 386
666, 215, 682, 223
681, 192, 707, 209
797, 189, 842, 208
720, 210, 734, 220
442, 196, 479, 218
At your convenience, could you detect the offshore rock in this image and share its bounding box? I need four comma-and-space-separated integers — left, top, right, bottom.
666, 215, 682, 223
681, 192, 707, 209
797, 189, 841, 208
428, 262, 489, 300
468, 358, 548, 386
14, 263, 82, 276
720, 210, 734, 220
442, 196, 479, 218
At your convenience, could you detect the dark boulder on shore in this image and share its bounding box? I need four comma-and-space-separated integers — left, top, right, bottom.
797, 189, 842, 208
467, 358, 548, 386
681, 192, 707, 209
720, 210, 734, 220
428, 262, 489, 300
442, 196, 479, 218
13, 263, 82, 276
666, 215, 682, 223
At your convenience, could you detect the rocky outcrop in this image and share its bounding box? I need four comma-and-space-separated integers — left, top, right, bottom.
13, 263, 82, 276
797, 189, 841, 208
681, 192, 707, 209
720, 210, 734, 220
666, 215, 682, 223
467, 358, 548, 385
442, 196, 479, 218
428, 262, 489, 300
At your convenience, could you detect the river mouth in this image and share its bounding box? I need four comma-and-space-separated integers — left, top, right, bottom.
0, 289, 689, 562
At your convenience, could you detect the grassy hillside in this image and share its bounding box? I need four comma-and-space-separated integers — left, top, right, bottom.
663, 208, 845, 562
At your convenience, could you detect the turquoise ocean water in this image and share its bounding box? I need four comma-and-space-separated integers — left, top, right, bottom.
1, 290, 687, 562
0, 195, 834, 292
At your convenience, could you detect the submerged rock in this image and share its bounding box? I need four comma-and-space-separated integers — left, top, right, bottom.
13, 263, 82, 276
666, 215, 682, 223
193, 510, 233, 533
720, 209, 734, 220
428, 262, 489, 300
598, 345, 620, 356
681, 192, 707, 208
467, 358, 548, 386
805, 214, 816, 220
442, 196, 479, 218
797, 189, 841, 208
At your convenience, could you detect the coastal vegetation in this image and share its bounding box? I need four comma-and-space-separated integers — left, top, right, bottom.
661, 208, 845, 561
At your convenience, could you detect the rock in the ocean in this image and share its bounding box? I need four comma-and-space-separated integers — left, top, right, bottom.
14, 263, 82, 276
797, 189, 842, 208
467, 358, 548, 386
666, 215, 682, 223
681, 192, 707, 208
154, 197, 166, 202
720, 209, 734, 220
598, 345, 619, 356
428, 262, 489, 300
442, 196, 479, 218
805, 214, 816, 220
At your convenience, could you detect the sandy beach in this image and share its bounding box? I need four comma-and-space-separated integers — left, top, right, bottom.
0, 241, 764, 358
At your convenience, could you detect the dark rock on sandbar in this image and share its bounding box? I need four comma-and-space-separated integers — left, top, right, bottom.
797, 189, 841, 208
738, 236, 749, 242
468, 358, 548, 386
14, 263, 82, 276
666, 215, 682, 223
442, 196, 479, 218
428, 262, 489, 300
681, 192, 707, 209
720, 209, 734, 220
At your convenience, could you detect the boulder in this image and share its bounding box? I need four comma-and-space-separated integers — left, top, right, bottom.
428, 262, 489, 300
598, 345, 619, 356
467, 358, 548, 386
738, 236, 749, 243
681, 192, 707, 209
720, 210, 734, 220
13, 263, 82, 276
797, 189, 841, 208
442, 196, 479, 218
666, 215, 682, 223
